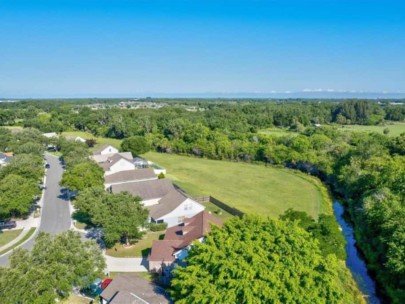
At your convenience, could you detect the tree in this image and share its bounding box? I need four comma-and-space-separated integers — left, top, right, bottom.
74, 189, 149, 246
0, 230, 105, 304
170, 216, 357, 303
60, 161, 104, 191
0, 153, 44, 182
279, 209, 347, 260
0, 174, 40, 218
121, 136, 150, 156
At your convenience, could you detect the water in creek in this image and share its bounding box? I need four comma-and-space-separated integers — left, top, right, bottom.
333, 201, 380, 304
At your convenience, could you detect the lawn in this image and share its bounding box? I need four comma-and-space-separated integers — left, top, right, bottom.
61, 294, 91, 304
0, 228, 36, 255
144, 152, 330, 219
105, 231, 165, 257
61, 131, 123, 149
258, 127, 299, 137
200, 201, 233, 221
338, 122, 405, 137
0, 229, 23, 248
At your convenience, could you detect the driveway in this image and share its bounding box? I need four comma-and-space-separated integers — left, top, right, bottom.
104, 255, 148, 273
0, 154, 71, 266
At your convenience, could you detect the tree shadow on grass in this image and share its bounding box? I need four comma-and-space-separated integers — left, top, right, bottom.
72, 211, 94, 229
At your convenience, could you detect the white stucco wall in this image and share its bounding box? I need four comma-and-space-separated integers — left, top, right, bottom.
156, 198, 205, 228
100, 145, 119, 155
105, 159, 135, 175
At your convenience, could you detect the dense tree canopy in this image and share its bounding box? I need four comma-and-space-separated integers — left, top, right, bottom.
121, 136, 150, 156
74, 188, 149, 246
0, 231, 105, 304
170, 216, 361, 304
60, 161, 104, 192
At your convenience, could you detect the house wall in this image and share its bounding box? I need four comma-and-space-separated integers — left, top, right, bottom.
157, 198, 205, 228
149, 260, 174, 273
104, 159, 135, 176
100, 145, 119, 155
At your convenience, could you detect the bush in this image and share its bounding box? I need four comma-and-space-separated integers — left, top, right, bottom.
149, 222, 168, 232
158, 172, 165, 179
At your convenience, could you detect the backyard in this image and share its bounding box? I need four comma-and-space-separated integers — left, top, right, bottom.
144, 152, 330, 219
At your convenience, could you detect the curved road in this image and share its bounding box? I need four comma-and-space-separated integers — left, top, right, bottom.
0, 154, 71, 266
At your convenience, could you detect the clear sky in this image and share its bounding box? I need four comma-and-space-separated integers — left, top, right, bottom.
0, 0, 404, 98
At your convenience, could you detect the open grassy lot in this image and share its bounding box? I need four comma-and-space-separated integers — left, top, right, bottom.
338, 122, 405, 137
0, 229, 23, 248
258, 127, 298, 137
144, 152, 330, 219
106, 231, 165, 257
61, 131, 123, 149
201, 201, 233, 221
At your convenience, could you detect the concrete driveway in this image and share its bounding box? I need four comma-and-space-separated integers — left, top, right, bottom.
104, 255, 148, 273
0, 154, 71, 266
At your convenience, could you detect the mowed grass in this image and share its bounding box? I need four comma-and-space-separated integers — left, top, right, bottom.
0, 229, 23, 248
145, 152, 329, 219
258, 127, 298, 137
338, 122, 405, 137
105, 232, 165, 257
61, 131, 123, 149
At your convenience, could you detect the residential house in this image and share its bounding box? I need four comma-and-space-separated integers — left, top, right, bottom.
148, 211, 223, 272
148, 189, 205, 227
93, 152, 133, 163
100, 274, 171, 304
110, 179, 205, 227
110, 179, 175, 206
104, 168, 157, 188
98, 154, 135, 176
133, 157, 149, 169
93, 144, 119, 156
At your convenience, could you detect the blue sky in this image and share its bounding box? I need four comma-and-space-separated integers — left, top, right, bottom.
0, 0, 404, 97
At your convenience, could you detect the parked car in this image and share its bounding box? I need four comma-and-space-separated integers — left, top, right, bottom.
45, 163, 50, 169
0, 221, 17, 230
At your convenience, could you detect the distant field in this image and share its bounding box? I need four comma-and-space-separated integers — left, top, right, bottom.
338, 123, 405, 137
144, 152, 330, 219
258, 127, 298, 137
61, 131, 123, 149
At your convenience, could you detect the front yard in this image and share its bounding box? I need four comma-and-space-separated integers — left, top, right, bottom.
105, 231, 165, 257
0, 229, 23, 248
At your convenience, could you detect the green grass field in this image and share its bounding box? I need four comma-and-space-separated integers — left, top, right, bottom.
338, 123, 405, 137
258, 127, 298, 137
106, 231, 165, 257
61, 131, 123, 149
144, 152, 330, 219
0, 229, 23, 248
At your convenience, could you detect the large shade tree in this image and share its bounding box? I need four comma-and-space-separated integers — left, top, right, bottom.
74, 188, 149, 246
170, 216, 361, 304
60, 161, 104, 191
0, 231, 105, 304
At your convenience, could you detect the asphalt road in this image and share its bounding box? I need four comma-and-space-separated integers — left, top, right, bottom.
0, 154, 71, 266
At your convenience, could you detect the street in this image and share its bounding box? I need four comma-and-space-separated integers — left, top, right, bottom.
0, 154, 71, 266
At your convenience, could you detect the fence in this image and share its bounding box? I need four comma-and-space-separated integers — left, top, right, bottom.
194, 196, 244, 218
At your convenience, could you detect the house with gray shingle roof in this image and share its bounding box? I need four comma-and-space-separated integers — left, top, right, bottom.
98, 154, 135, 176
104, 168, 157, 188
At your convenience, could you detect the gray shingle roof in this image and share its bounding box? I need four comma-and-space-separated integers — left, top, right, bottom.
98, 154, 133, 171
100, 274, 171, 304
147, 190, 188, 220
111, 179, 174, 201
105, 168, 156, 184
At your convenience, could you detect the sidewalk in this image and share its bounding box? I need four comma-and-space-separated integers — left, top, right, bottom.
0, 226, 33, 253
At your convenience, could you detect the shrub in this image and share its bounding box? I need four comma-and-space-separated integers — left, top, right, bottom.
150, 222, 168, 232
